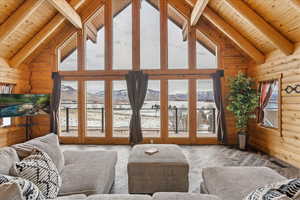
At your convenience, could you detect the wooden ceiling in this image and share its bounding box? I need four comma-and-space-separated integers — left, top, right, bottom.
0, 0, 300, 68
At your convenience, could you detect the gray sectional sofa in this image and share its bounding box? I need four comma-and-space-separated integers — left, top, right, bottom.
0, 133, 289, 200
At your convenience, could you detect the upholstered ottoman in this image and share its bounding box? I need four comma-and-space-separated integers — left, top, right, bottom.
128, 144, 189, 194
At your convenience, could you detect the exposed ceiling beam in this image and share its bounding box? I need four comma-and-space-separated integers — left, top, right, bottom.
182, 21, 188, 41
10, 0, 86, 68
191, 0, 210, 26
224, 0, 294, 56
0, 57, 11, 68
46, 0, 82, 29
86, 22, 97, 44
185, 0, 197, 7
0, 0, 44, 42
289, 0, 300, 10
203, 7, 265, 64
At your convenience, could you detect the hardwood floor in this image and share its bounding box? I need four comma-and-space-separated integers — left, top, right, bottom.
61, 144, 300, 194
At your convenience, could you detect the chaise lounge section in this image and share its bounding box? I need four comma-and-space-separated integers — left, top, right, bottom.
200, 166, 287, 200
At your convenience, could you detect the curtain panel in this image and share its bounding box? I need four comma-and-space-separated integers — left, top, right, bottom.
257, 80, 276, 124
211, 70, 227, 144
126, 71, 149, 145
50, 72, 62, 134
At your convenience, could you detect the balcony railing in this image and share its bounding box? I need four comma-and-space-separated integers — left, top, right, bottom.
60, 106, 216, 135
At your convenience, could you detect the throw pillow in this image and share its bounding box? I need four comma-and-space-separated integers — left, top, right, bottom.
11, 150, 62, 199
12, 133, 65, 173
0, 174, 45, 200
244, 178, 300, 200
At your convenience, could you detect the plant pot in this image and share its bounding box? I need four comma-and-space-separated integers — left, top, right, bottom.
237, 132, 248, 150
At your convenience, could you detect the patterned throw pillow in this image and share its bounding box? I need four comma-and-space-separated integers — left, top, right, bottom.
11, 150, 62, 199
0, 174, 45, 200
244, 179, 300, 200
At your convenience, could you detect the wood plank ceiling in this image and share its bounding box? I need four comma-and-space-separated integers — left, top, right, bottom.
0, 0, 300, 68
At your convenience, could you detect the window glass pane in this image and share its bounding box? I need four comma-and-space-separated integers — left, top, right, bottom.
196, 31, 217, 69
85, 8, 105, 70
142, 80, 160, 137
168, 5, 188, 69
263, 81, 279, 128
59, 34, 78, 71
0, 118, 11, 127
141, 0, 160, 69
113, 80, 131, 137
113, 0, 132, 70
86, 81, 105, 137
197, 79, 217, 137
60, 81, 78, 137
168, 80, 189, 137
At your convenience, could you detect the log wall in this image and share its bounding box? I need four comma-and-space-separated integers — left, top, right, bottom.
248, 43, 300, 168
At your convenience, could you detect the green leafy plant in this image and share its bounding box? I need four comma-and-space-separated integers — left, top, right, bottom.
227, 72, 259, 133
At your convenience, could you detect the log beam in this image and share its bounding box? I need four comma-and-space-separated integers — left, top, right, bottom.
0, 0, 44, 42
47, 0, 82, 29
224, 0, 294, 55
203, 7, 265, 64
191, 0, 210, 26
182, 21, 188, 41
86, 22, 98, 43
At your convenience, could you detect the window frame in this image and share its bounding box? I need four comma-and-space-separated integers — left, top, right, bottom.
257, 74, 282, 135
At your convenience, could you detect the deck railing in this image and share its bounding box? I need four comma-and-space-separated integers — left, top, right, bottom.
61, 106, 216, 134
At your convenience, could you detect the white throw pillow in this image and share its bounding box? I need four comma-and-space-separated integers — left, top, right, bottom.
11, 150, 62, 199
0, 174, 45, 200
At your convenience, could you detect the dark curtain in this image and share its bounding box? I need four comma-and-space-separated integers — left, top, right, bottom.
126, 71, 149, 145
212, 70, 227, 144
50, 72, 62, 134
257, 80, 275, 123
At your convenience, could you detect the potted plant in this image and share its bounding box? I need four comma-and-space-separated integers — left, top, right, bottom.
227, 72, 259, 150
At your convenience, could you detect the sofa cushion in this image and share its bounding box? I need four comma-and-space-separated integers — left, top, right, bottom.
11, 150, 62, 199
152, 192, 221, 200
0, 147, 19, 175
12, 133, 65, 173
202, 167, 287, 200
59, 150, 117, 196
86, 194, 152, 200
0, 174, 45, 200
244, 186, 292, 200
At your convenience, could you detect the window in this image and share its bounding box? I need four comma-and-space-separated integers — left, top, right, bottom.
141, 80, 160, 137
168, 5, 188, 69
258, 80, 279, 129
85, 81, 105, 137
196, 79, 216, 137
60, 81, 79, 137
140, 0, 160, 69
85, 8, 105, 70
112, 80, 131, 137
168, 80, 189, 137
196, 30, 217, 69
113, 0, 132, 70
58, 33, 78, 71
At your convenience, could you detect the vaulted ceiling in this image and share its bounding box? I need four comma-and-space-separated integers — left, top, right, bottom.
0, 0, 299, 68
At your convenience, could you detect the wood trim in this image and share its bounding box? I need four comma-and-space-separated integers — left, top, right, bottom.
190, 0, 210, 26
203, 7, 265, 64
224, 0, 294, 56
47, 0, 83, 29
160, 0, 168, 70
105, 0, 113, 71
132, 0, 140, 70
160, 80, 168, 142
189, 79, 197, 143
0, 0, 44, 42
